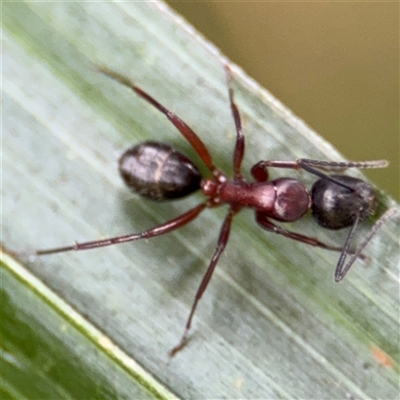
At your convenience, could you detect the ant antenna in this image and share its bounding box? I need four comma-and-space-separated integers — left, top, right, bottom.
335, 207, 399, 281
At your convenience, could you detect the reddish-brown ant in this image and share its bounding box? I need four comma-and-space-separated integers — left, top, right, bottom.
34, 64, 394, 356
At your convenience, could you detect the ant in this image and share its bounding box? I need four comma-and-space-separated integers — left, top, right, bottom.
33, 64, 394, 356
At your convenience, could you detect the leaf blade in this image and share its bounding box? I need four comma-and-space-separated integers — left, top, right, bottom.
3, 2, 399, 398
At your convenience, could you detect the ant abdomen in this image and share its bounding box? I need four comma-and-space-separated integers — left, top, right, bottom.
311, 175, 377, 230
119, 141, 202, 201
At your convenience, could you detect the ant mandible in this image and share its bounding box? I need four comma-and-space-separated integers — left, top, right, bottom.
34, 64, 393, 356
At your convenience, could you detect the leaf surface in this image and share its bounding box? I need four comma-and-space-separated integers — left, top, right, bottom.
2, 2, 399, 398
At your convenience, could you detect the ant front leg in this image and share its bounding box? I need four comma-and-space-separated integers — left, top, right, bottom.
255, 212, 354, 255
251, 159, 388, 188
298, 159, 389, 172
297, 159, 389, 190
251, 160, 301, 182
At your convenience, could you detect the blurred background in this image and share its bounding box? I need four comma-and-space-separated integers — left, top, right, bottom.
166, 1, 399, 201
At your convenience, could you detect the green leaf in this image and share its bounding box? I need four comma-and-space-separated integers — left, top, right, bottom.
3, 2, 399, 398
1, 253, 176, 400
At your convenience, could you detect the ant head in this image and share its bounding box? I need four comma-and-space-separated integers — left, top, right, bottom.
311, 175, 377, 230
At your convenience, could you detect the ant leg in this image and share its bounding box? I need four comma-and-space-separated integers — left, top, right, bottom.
224, 64, 245, 180
297, 159, 389, 191
255, 212, 366, 259
252, 159, 388, 178
251, 160, 356, 188
335, 207, 398, 281
170, 206, 238, 357
251, 159, 389, 191
298, 159, 389, 171
97, 66, 217, 175
35, 202, 207, 256
251, 161, 300, 182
